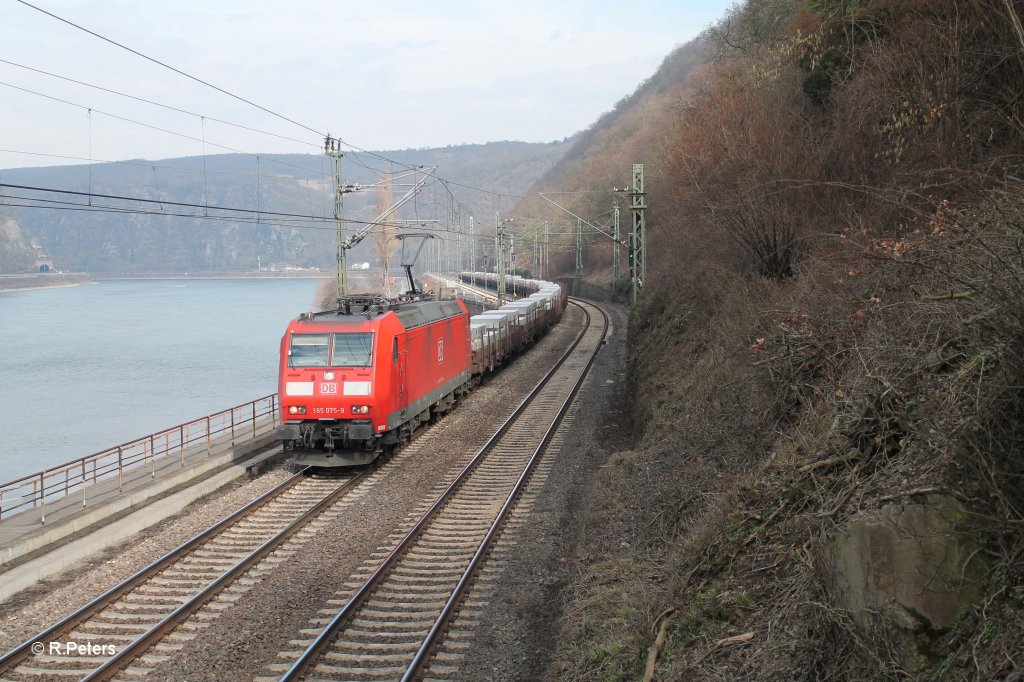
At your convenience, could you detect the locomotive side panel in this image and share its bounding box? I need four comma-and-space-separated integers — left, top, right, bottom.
384, 328, 407, 431
401, 309, 472, 420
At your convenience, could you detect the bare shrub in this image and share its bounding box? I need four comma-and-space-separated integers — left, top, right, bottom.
660, 61, 824, 279
918, 189, 1024, 525
370, 172, 400, 293
557, 0, 1024, 677
717, 189, 801, 279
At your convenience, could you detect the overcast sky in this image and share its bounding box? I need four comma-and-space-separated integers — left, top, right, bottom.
0, 1, 735, 170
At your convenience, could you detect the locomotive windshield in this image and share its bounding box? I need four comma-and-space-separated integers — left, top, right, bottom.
331, 332, 373, 367
288, 334, 330, 367
288, 332, 373, 368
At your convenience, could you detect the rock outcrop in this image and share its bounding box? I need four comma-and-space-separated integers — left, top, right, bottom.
830, 494, 989, 669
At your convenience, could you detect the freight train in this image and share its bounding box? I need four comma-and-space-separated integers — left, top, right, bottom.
277, 275, 565, 467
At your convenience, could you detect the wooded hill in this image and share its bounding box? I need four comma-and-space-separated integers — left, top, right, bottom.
0, 140, 567, 273
522, 0, 1024, 679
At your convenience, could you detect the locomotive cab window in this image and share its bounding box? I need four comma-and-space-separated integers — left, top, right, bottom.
288, 334, 330, 367
331, 332, 373, 367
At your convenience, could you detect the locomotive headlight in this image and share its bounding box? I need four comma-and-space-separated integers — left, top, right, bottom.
288, 405, 307, 415
351, 405, 370, 414
324, 371, 335, 380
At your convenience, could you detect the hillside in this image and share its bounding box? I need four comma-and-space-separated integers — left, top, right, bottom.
0, 212, 37, 273
520, 0, 1024, 679
0, 140, 568, 273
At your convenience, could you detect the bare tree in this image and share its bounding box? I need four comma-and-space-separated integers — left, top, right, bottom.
371, 172, 400, 294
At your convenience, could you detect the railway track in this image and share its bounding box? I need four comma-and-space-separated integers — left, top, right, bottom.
0, 467, 371, 681
271, 299, 608, 681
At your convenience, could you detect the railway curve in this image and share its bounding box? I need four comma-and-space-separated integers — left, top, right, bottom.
270, 299, 609, 681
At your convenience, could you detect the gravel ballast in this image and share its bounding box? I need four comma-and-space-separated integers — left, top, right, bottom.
443, 302, 631, 681
0, 302, 627, 681
142, 306, 587, 681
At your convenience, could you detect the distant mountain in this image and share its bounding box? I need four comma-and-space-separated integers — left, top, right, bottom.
0, 212, 37, 273
511, 40, 708, 279
0, 140, 568, 273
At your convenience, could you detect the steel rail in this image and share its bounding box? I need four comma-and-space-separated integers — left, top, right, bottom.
402, 301, 608, 679
279, 299, 603, 681
0, 467, 311, 674
82, 467, 370, 680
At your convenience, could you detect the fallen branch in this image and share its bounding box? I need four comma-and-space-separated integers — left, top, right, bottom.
642, 608, 676, 682
920, 290, 974, 301
749, 554, 788, 575
879, 486, 941, 503
798, 449, 860, 473
743, 501, 788, 546
694, 631, 757, 666
716, 631, 755, 647
964, 308, 997, 325
815, 482, 858, 518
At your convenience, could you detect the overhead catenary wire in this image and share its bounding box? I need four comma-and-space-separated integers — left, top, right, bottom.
0, 142, 493, 222
0, 194, 416, 232
0, 148, 319, 180
0, 76, 516, 222
0, 192, 323, 223
0, 202, 342, 234
1, 1, 527, 234
0, 58, 322, 149
11, 0, 492, 194
14, 0, 326, 139
0, 149, 488, 234
0, 182, 398, 227
8, 2, 532, 215
0, 80, 322, 177
8, 179, 597, 257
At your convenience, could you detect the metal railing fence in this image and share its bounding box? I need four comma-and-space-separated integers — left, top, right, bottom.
0, 394, 278, 524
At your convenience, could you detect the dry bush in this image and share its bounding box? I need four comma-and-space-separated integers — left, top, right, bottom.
601, 190, 1023, 680
558, 253, 780, 679
560, 210, 1023, 677
911, 190, 1024, 526
314, 275, 338, 310
370, 172, 400, 292
703, 0, 801, 61
556, 0, 1024, 678
659, 0, 1024, 284
660, 58, 828, 280
800, 0, 1024, 212
682, 186, 1024, 680
313, 271, 378, 310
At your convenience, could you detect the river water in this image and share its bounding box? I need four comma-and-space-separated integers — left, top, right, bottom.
0, 278, 320, 482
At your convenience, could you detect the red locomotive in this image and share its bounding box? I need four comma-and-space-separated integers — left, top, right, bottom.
278, 275, 566, 467
278, 295, 472, 466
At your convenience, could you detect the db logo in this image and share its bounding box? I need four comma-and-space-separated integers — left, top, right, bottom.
319, 383, 337, 395
437, 339, 444, 363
